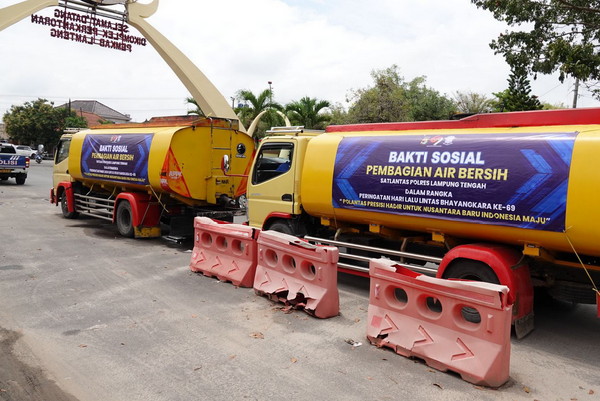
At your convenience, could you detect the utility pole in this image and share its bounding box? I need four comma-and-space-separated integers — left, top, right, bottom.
268, 81, 273, 106
572, 77, 580, 108
268, 81, 273, 128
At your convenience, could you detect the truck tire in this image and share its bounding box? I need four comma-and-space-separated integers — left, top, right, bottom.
268, 220, 294, 235
116, 201, 134, 238
60, 193, 78, 219
15, 175, 26, 185
443, 260, 500, 324
443, 259, 500, 284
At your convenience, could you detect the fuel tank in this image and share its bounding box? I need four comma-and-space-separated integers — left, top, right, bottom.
68, 117, 255, 205
300, 120, 600, 257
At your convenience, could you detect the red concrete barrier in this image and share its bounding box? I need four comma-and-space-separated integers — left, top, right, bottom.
254, 230, 340, 318
367, 258, 513, 387
189, 217, 259, 287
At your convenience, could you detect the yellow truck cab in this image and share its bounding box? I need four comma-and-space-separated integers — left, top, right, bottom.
247, 127, 322, 231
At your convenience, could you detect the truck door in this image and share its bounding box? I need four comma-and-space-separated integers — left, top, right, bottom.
247, 141, 296, 228
53, 135, 72, 189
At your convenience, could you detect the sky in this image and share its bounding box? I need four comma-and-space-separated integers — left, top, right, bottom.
0, 0, 598, 123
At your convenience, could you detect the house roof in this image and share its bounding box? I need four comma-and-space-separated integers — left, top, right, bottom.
78, 111, 107, 127
57, 100, 131, 123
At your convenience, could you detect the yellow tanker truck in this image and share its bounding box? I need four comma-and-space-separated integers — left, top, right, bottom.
240, 108, 600, 337
51, 116, 254, 239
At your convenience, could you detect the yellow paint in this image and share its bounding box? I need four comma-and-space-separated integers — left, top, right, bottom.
134, 225, 161, 238
247, 136, 310, 228
294, 125, 600, 257
66, 120, 254, 206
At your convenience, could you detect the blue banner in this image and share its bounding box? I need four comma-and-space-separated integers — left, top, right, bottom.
332, 132, 577, 232
81, 133, 153, 184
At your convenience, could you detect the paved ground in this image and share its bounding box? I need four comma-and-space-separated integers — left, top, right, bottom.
0, 163, 598, 401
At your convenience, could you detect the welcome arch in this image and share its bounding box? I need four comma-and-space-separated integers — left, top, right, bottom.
0, 0, 244, 130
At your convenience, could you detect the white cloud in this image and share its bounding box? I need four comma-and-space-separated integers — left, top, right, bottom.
0, 0, 596, 123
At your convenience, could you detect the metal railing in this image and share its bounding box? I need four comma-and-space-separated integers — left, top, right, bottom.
304, 235, 442, 276
74, 193, 115, 221
59, 0, 127, 21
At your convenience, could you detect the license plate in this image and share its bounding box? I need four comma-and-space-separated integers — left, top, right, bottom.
0, 169, 11, 173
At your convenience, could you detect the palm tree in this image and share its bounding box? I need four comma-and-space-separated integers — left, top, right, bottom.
236, 90, 283, 122
185, 97, 205, 117
235, 89, 285, 137
285, 97, 331, 129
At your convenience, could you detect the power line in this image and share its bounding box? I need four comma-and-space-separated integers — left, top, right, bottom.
0, 94, 186, 101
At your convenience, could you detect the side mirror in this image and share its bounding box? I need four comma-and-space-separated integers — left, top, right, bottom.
221, 154, 230, 174
220, 154, 248, 177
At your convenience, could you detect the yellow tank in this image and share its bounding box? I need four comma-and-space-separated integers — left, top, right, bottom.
300, 123, 600, 258
68, 117, 255, 206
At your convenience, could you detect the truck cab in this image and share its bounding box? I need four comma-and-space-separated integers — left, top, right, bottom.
247, 127, 322, 233
53, 132, 74, 189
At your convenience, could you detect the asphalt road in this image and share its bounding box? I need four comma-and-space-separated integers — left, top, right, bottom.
0, 162, 599, 401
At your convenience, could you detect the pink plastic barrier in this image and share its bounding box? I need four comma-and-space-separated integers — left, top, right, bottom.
189, 217, 259, 287
253, 230, 340, 318
367, 258, 513, 387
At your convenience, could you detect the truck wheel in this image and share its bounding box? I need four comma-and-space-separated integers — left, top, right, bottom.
268, 220, 294, 235
60, 193, 78, 219
15, 175, 26, 185
116, 201, 134, 238
443, 259, 500, 283
443, 260, 500, 323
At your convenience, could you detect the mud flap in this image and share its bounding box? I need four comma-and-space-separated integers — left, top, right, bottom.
513, 312, 534, 339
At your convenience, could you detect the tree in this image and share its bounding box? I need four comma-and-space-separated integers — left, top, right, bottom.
491, 68, 543, 112
405, 76, 457, 121
453, 91, 494, 114
346, 65, 456, 123
2, 98, 81, 149
285, 97, 330, 129
185, 97, 205, 117
472, 0, 600, 97
324, 103, 351, 126
65, 114, 88, 128
235, 89, 284, 138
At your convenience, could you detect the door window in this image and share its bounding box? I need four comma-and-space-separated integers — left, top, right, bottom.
55, 138, 71, 164
252, 143, 294, 185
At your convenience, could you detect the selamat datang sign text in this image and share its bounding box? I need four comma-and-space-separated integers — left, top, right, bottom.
332, 132, 577, 232
30, 9, 146, 52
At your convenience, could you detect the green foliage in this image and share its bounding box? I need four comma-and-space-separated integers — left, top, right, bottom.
2, 98, 80, 149
346, 65, 456, 123
453, 91, 494, 114
491, 68, 543, 111
285, 97, 330, 129
185, 97, 205, 117
472, 0, 600, 97
541, 101, 568, 109
324, 103, 352, 126
65, 114, 88, 128
235, 89, 284, 138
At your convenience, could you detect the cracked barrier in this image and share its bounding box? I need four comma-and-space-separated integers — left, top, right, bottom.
189, 217, 259, 287
253, 230, 340, 318
367, 258, 513, 387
